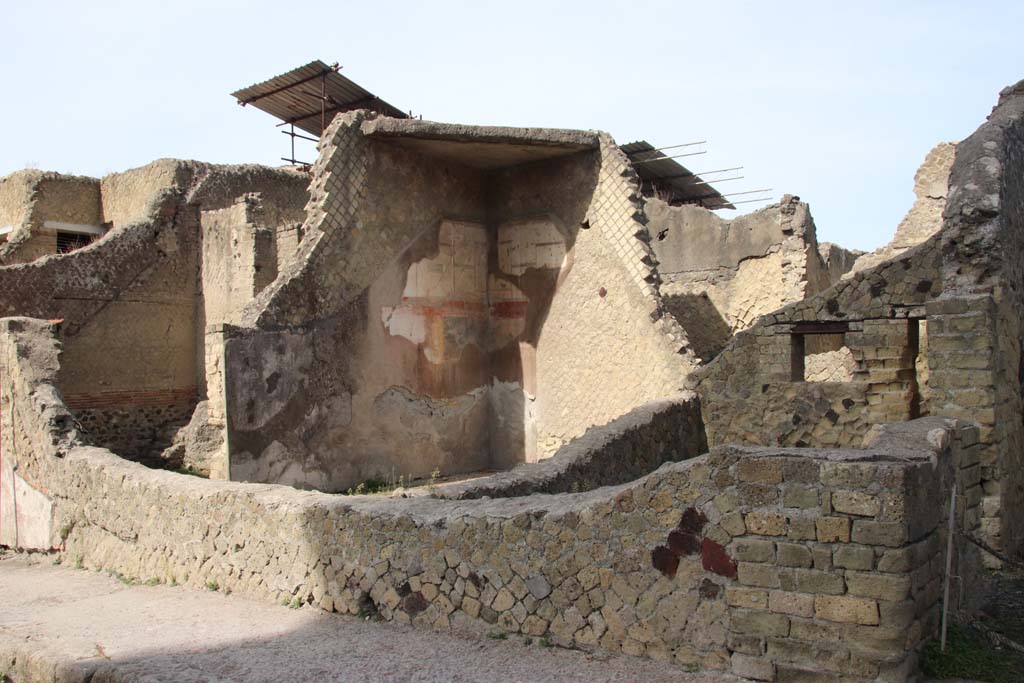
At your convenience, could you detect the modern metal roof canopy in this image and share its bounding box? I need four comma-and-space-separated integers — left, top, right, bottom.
231, 60, 408, 138
620, 141, 736, 210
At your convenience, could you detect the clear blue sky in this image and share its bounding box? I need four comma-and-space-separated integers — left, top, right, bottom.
3, 0, 1022, 251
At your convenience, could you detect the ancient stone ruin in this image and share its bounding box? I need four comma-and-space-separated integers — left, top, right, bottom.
1, 73, 1023, 682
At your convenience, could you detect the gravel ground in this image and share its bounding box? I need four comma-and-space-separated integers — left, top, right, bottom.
0, 554, 741, 683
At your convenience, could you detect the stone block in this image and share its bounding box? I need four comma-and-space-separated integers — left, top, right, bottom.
815, 517, 851, 543
783, 485, 820, 509
776, 542, 813, 568
726, 586, 769, 610
745, 512, 787, 536
814, 595, 879, 625
721, 511, 746, 537
833, 546, 873, 571
819, 462, 876, 488
851, 521, 907, 547
831, 490, 880, 517
780, 568, 845, 595
787, 516, 817, 541
812, 547, 833, 571
782, 458, 820, 483
738, 563, 781, 589
731, 652, 774, 681
739, 483, 781, 507
728, 633, 764, 656
768, 590, 815, 617
737, 459, 784, 484
775, 664, 843, 682
845, 572, 911, 602
731, 609, 791, 637
734, 539, 776, 563
789, 617, 842, 642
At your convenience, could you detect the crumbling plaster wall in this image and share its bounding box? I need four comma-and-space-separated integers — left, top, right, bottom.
0, 316, 985, 682
0, 170, 103, 265
224, 117, 492, 490
648, 196, 837, 362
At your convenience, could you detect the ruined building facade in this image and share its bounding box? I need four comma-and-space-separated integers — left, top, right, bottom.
1, 79, 1023, 683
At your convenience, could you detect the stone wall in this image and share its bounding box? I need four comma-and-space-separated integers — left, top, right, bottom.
648, 196, 838, 362
933, 80, 1024, 560
695, 79, 1024, 560
0, 316, 985, 682
0, 170, 103, 265
0, 160, 308, 469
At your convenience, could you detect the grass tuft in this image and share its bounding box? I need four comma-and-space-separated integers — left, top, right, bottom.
921, 624, 1022, 683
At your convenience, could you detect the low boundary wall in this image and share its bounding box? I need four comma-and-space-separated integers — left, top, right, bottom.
0, 317, 982, 682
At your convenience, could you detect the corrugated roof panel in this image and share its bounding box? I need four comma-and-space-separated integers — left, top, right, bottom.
231, 60, 408, 136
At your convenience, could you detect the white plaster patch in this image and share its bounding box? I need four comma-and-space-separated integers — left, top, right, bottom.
381, 305, 427, 345
0, 459, 54, 550
384, 220, 488, 358
403, 220, 488, 302
497, 217, 566, 276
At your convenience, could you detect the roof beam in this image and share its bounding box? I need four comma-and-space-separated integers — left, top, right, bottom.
275, 95, 383, 127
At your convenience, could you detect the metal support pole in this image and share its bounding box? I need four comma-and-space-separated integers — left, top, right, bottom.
320, 72, 327, 132
290, 124, 295, 163
941, 482, 957, 653
631, 150, 707, 165
630, 141, 706, 156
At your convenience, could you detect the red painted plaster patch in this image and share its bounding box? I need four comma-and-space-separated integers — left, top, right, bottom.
700, 538, 738, 579
652, 545, 680, 578
667, 530, 701, 556
677, 507, 708, 535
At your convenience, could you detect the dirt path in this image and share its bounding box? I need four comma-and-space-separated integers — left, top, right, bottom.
0, 554, 739, 683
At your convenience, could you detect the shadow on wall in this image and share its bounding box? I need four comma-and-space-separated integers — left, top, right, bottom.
661, 292, 732, 362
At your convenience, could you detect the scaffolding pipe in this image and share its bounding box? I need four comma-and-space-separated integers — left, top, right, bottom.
631, 149, 707, 165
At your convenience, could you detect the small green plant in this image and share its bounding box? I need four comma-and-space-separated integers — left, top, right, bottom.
59, 522, 74, 541
168, 576, 178, 587
52, 555, 62, 566
522, 637, 533, 646
570, 481, 581, 493
74, 555, 84, 570
281, 597, 291, 606
538, 636, 552, 648
289, 597, 302, 609
487, 631, 508, 640
144, 577, 160, 586
206, 580, 219, 592
112, 571, 136, 586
